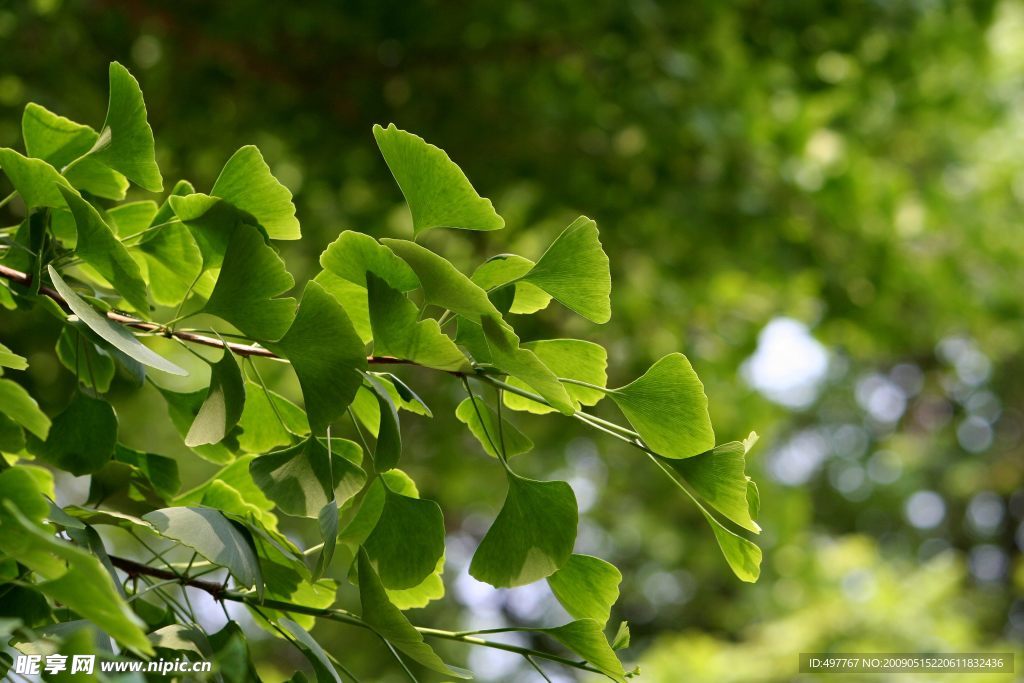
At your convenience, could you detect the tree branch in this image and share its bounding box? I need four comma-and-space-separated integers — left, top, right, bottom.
107, 555, 614, 677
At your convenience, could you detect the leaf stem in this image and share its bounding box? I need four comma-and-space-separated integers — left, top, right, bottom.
0, 190, 17, 210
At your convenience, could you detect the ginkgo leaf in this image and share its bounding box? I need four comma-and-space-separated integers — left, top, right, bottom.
663, 438, 761, 533
279, 618, 342, 683
0, 377, 50, 439
0, 147, 76, 208
481, 316, 575, 415
144, 507, 263, 592
455, 395, 533, 458
700, 505, 761, 583
364, 375, 402, 472
469, 472, 577, 587
89, 62, 163, 192
363, 485, 445, 589
58, 186, 150, 312
0, 341, 27, 371
609, 353, 714, 459
538, 620, 626, 682
236, 380, 309, 453
203, 223, 296, 341
547, 554, 622, 624
471, 254, 552, 315
107, 200, 158, 235
373, 123, 503, 236
185, 349, 245, 447
33, 392, 117, 476
356, 549, 470, 678
48, 266, 187, 376
55, 325, 115, 392
21, 102, 128, 200
381, 238, 501, 318
504, 339, 607, 415
386, 555, 445, 610
136, 180, 203, 306
249, 437, 365, 518
267, 281, 366, 433
317, 230, 420, 291
366, 273, 470, 372
211, 146, 300, 240
520, 216, 611, 323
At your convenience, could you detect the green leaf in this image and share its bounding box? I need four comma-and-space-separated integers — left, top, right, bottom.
89, 62, 163, 192
134, 220, 204, 307
317, 230, 419, 291
267, 281, 366, 433
158, 387, 234, 464
185, 349, 245, 447
55, 326, 115, 392
0, 472, 153, 655
34, 392, 117, 476
611, 621, 631, 650
538, 620, 626, 682
143, 507, 263, 592
700, 505, 761, 582
47, 266, 187, 376
250, 437, 365, 518
504, 339, 607, 415
386, 555, 445, 610
481, 316, 575, 415
367, 273, 471, 372
236, 380, 309, 453
0, 378, 48, 439
547, 554, 621, 624
381, 238, 501, 318
175, 456, 276, 523
21, 102, 127, 200
338, 471, 416, 547
203, 224, 296, 341
208, 621, 264, 683
610, 353, 714, 459
469, 472, 577, 587
664, 438, 761, 533
471, 254, 552, 315
455, 395, 533, 458
0, 341, 27, 371
356, 549, 470, 678
373, 123, 503, 236
57, 186, 150, 312
278, 618, 342, 683
0, 414, 25, 454
211, 146, 300, 240
365, 375, 402, 472
0, 147, 75, 208
112, 444, 180, 500
520, 216, 611, 323
106, 200, 158, 236
363, 485, 445, 589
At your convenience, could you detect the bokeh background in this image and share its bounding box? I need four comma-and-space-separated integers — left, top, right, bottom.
1, 0, 1022, 680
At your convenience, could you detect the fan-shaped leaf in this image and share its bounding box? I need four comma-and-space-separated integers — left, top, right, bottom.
0, 378, 50, 439
469, 473, 577, 587
455, 396, 533, 458
236, 381, 309, 453
34, 392, 117, 476
357, 549, 470, 678
663, 436, 761, 533
481, 316, 575, 415
520, 217, 611, 323
267, 281, 366, 433
363, 486, 445, 589
701, 506, 761, 583
278, 618, 342, 683
538, 620, 626, 682
47, 267, 187, 376
374, 123, 503, 236
0, 147, 75, 208
610, 353, 714, 459
381, 238, 501, 318
367, 273, 470, 372
143, 507, 263, 592
547, 554, 621, 624
90, 62, 163, 192
317, 230, 419, 291
471, 254, 552, 315
504, 339, 607, 415
58, 186, 149, 312
250, 437, 365, 518
0, 341, 27, 371
211, 146, 300, 240
185, 349, 245, 447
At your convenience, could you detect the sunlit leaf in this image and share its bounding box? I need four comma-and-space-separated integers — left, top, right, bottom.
278, 618, 341, 683
538, 620, 626, 682
0, 147, 75, 208
547, 554, 621, 624
663, 437, 760, 533
481, 316, 575, 414
33, 392, 117, 476
364, 375, 401, 472
211, 146, 300, 240
504, 339, 607, 415
236, 380, 309, 453
610, 353, 714, 459
0, 341, 27, 371
250, 437, 365, 518
381, 238, 501, 318
363, 485, 445, 589
700, 506, 761, 583
520, 216, 611, 323
455, 395, 533, 458
89, 62, 163, 192
471, 253, 552, 315
267, 281, 366, 433
469, 472, 577, 587
373, 123, 503, 236
48, 266, 187, 376
185, 349, 245, 447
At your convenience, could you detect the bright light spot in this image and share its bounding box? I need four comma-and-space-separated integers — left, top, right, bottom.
967, 492, 1005, 536
905, 490, 946, 529
957, 416, 994, 453
742, 317, 829, 409
767, 429, 829, 485
856, 373, 907, 424
969, 544, 1008, 582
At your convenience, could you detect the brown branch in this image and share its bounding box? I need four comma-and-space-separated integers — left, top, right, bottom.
0, 263, 410, 365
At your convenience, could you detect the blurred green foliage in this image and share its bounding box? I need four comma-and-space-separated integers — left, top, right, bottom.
1, 0, 1022, 680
